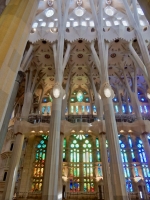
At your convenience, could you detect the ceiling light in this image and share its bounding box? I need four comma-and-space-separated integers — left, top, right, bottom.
38, 19, 43, 21
53, 84, 61, 98
104, 6, 115, 16
104, 88, 112, 98
74, 7, 85, 17
85, 18, 90, 20
137, 7, 144, 15
70, 18, 74, 21
45, 8, 55, 17
120, 130, 124, 133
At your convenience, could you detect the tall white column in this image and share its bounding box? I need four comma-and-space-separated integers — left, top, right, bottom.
0, 71, 24, 152
98, 132, 113, 200
2, 132, 24, 200
42, 97, 63, 200
58, 133, 64, 200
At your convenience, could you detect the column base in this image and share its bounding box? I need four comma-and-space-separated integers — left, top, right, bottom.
113, 196, 129, 200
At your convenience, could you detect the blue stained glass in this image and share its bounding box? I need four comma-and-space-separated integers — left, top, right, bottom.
122, 105, 125, 113
121, 152, 124, 162
124, 168, 127, 177
128, 139, 133, 148
144, 105, 148, 113
139, 153, 144, 162
126, 168, 130, 177
47, 106, 50, 114
134, 167, 139, 177
142, 152, 147, 162
124, 153, 128, 162
137, 144, 142, 148
147, 168, 150, 177
86, 106, 90, 113
93, 105, 97, 113
115, 105, 119, 113
129, 105, 132, 113
146, 183, 150, 192
121, 144, 125, 148
143, 168, 147, 177
140, 105, 143, 113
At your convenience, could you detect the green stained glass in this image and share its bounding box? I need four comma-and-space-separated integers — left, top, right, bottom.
76, 144, 79, 148
71, 144, 74, 148
77, 153, 79, 162
82, 106, 85, 112
77, 168, 80, 176
37, 144, 41, 148
42, 144, 46, 148
73, 140, 77, 144
76, 106, 78, 113
77, 91, 84, 102
96, 138, 99, 147
88, 144, 91, 148
63, 139, 66, 148
74, 168, 76, 176
71, 106, 74, 113
70, 153, 73, 162
85, 140, 89, 144
83, 144, 86, 148
40, 140, 44, 144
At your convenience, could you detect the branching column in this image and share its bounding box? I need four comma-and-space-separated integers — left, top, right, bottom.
98, 132, 113, 200
0, 0, 39, 130
0, 71, 24, 152
42, 1, 71, 200
89, 0, 128, 199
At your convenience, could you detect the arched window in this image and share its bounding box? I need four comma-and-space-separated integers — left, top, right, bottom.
69, 135, 94, 192
31, 135, 48, 192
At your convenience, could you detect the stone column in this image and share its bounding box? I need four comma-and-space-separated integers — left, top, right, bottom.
42, 97, 63, 200
18, 135, 35, 196
0, 0, 39, 130
0, 71, 24, 152
140, 133, 150, 169
2, 132, 25, 200
58, 133, 64, 200
98, 132, 113, 200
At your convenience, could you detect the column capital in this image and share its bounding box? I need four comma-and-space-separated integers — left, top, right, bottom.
16, 71, 25, 84
99, 132, 106, 136
60, 132, 64, 136
141, 132, 149, 136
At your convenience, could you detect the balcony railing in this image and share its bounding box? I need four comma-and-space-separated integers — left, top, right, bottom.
25, 113, 150, 124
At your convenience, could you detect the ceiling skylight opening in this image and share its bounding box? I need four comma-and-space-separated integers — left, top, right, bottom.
89, 21, 94, 27
54, 18, 58, 21
49, 22, 54, 28
41, 22, 46, 27
38, 19, 43, 22
81, 21, 87, 26
32, 22, 38, 28
85, 18, 90, 20
104, 6, 115, 16
45, 8, 55, 17
106, 21, 112, 26
66, 22, 70, 27
103, 18, 106, 20
70, 18, 74, 21
73, 21, 79, 27
74, 7, 85, 17
114, 20, 119, 25
137, 7, 144, 16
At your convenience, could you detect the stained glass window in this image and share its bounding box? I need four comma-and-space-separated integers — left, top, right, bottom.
32, 135, 48, 192
63, 139, 66, 161
77, 91, 83, 102
71, 106, 74, 113
82, 106, 85, 113
136, 138, 147, 163
76, 106, 78, 113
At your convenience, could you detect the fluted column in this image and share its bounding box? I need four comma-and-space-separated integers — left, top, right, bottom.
58, 133, 64, 200
0, 71, 24, 152
0, 0, 39, 130
140, 133, 150, 169
2, 132, 25, 200
98, 132, 113, 200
